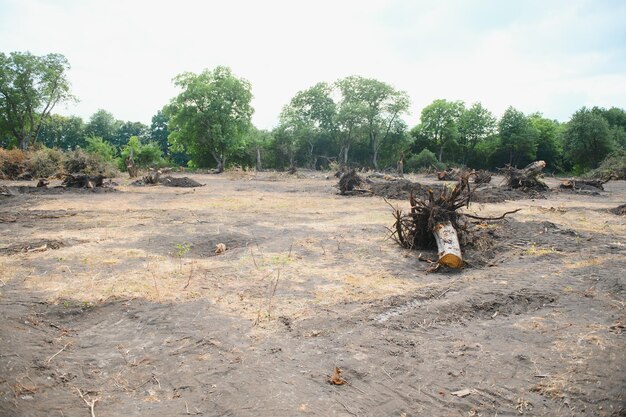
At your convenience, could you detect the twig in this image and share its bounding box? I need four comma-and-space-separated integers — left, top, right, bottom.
382, 367, 395, 382
288, 241, 294, 258
46, 343, 70, 363
183, 261, 195, 290
249, 247, 259, 269
75, 387, 98, 417
267, 270, 281, 320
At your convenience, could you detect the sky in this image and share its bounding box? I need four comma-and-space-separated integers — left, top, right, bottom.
1, 0, 625, 129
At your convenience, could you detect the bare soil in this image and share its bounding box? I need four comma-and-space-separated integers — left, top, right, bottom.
1, 172, 625, 417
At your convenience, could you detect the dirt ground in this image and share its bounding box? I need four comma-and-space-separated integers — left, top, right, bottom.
0, 171, 624, 417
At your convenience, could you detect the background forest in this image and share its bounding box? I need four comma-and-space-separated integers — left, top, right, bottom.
1, 51, 625, 179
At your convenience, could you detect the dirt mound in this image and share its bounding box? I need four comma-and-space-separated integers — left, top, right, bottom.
159, 176, 204, 187
610, 204, 626, 216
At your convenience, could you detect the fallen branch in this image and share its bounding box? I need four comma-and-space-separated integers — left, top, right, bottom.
46, 343, 70, 363
75, 387, 98, 417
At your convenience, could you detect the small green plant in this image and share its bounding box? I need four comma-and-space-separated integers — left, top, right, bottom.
174, 242, 191, 272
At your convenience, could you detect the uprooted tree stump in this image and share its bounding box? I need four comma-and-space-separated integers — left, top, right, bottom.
388, 175, 519, 270
62, 174, 104, 188
437, 167, 463, 181
560, 179, 606, 191
338, 169, 370, 195
500, 161, 548, 191
472, 170, 492, 185
143, 169, 161, 185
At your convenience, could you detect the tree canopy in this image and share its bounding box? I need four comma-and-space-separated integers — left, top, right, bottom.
166, 66, 253, 171
0, 52, 73, 150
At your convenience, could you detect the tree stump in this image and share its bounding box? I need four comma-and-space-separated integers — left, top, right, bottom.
126, 156, 138, 178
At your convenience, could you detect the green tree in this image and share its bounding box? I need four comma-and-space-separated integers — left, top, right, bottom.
498, 106, 538, 167
38, 114, 86, 150
563, 107, 613, 171
244, 127, 273, 171
85, 136, 117, 162
119, 136, 163, 169
115, 121, 147, 147
457, 102, 496, 165
149, 108, 170, 155
279, 82, 336, 169
166, 66, 253, 172
591, 106, 626, 148
85, 109, 122, 146
529, 113, 563, 171
415, 99, 465, 163
0, 52, 73, 150
336, 76, 410, 169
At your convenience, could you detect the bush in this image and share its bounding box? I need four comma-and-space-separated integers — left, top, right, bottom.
27, 147, 66, 178
405, 149, 444, 172
0, 148, 27, 179
65, 148, 118, 177
86, 136, 117, 162
119, 136, 165, 171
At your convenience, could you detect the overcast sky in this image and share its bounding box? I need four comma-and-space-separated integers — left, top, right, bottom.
1, 0, 624, 129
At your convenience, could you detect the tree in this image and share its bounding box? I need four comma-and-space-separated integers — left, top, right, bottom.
336, 76, 410, 169
85, 109, 121, 146
0, 52, 73, 150
457, 102, 496, 165
149, 108, 170, 155
498, 106, 538, 167
115, 121, 147, 147
38, 114, 86, 150
529, 113, 563, 171
279, 82, 336, 169
244, 126, 273, 171
166, 66, 253, 172
416, 99, 465, 163
563, 107, 613, 171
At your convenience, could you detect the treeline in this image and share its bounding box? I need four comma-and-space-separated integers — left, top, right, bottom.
1, 52, 625, 176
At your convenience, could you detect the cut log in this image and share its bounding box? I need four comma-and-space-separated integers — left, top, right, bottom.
433, 221, 463, 268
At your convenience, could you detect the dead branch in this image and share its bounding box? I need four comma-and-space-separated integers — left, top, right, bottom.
462, 209, 521, 221
75, 387, 98, 417
46, 343, 70, 363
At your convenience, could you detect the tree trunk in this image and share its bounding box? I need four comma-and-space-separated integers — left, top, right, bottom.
372, 148, 379, 170
433, 221, 463, 268
256, 148, 262, 171
438, 145, 444, 163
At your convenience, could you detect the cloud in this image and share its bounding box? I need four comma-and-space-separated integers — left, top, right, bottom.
0, 0, 624, 128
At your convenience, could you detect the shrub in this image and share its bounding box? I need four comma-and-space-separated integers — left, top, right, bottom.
405, 149, 444, 172
119, 136, 165, 171
0, 148, 27, 179
65, 148, 118, 177
27, 147, 66, 178
86, 136, 117, 162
